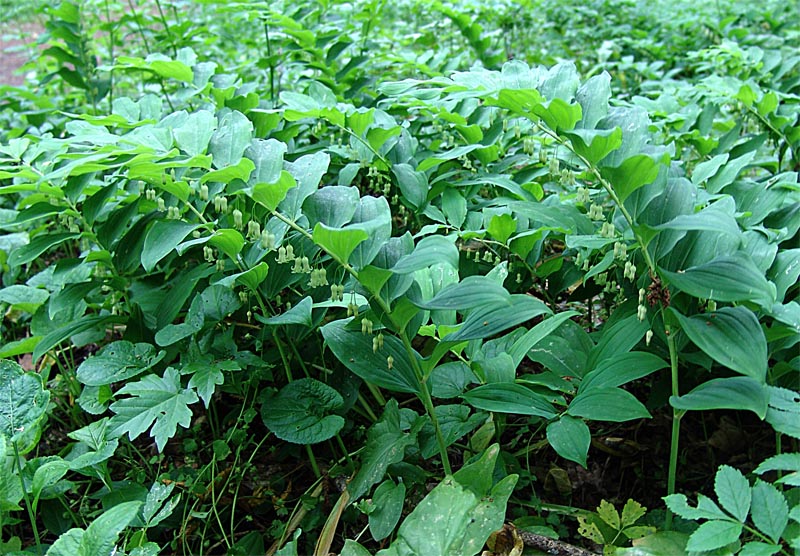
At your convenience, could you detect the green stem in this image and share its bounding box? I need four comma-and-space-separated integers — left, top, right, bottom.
13, 441, 42, 553
269, 208, 452, 474
305, 444, 321, 478
665, 325, 682, 531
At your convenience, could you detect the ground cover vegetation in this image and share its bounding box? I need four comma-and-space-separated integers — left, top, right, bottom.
0, 0, 798, 554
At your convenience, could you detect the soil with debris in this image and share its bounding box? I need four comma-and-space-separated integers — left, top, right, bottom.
0, 22, 41, 86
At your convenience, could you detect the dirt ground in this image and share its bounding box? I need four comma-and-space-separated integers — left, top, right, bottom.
0, 22, 41, 86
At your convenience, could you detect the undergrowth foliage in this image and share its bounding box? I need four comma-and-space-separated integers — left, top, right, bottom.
0, 0, 798, 555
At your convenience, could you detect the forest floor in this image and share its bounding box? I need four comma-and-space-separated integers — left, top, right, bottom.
0, 21, 41, 86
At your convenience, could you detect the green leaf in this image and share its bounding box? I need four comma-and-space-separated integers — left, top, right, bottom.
76, 341, 166, 387
376, 444, 517, 556
755, 453, 800, 486
261, 378, 344, 444
303, 186, 360, 228
246, 138, 288, 186
141, 220, 200, 272
208, 228, 245, 260
416, 276, 510, 311
750, 480, 788, 543
621, 499, 647, 527
313, 223, 369, 265
546, 415, 590, 467
586, 314, 649, 369
172, 110, 216, 156
715, 465, 751, 522
661, 253, 776, 309
81, 501, 143, 556
321, 319, 421, 395
462, 383, 556, 419
738, 542, 782, 556
487, 213, 517, 244
184, 358, 238, 408
200, 157, 255, 185
8, 232, 81, 267
208, 109, 253, 168
670, 377, 769, 419
445, 295, 551, 341
579, 352, 668, 393
369, 480, 406, 541
0, 359, 50, 444
392, 164, 428, 209
508, 311, 579, 367
686, 520, 742, 552
33, 315, 126, 362
257, 296, 313, 327
533, 98, 582, 131
347, 399, 419, 501
664, 494, 730, 521
0, 285, 49, 313
108, 368, 199, 452
568, 387, 651, 422
671, 307, 767, 382
564, 127, 622, 164
602, 154, 660, 203
252, 170, 297, 211
392, 235, 459, 274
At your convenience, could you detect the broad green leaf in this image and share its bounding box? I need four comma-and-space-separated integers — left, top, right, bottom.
347, 399, 419, 501
579, 352, 668, 393
715, 465, 751, 522
654, 197, 740, 237
246, 138, 287, 185
416, 275, 510, 310
445, 295, 551, 341
256, 296, 313, 327
0, 435, 23, 510
392, 164, 428, 209
8, 232, 81, 267
369, 480, 406, 541
313, 223, 369, 265
33, 315, 125, 362
252, 170, 297, 211
208, 109, 253, 168
208, 228, 244, 260
750, 480, 788, 543
108, 368, 199, 452
738, 542, 782, 556
564, 127, 622, 164
200, 157, 255, 184
0, 285, 49, 313
707, 150, 756, 194
366, 125, 401, 152
0, 359, 51, 444
282, 151, 331, 218
303, 186, 360, 228
376, 444, 517, 556
586, 314, 648, 369
172, 110, 215, 156
568, 387, 650, 422
141, 482, 179, 527
671, 307, 767, 381
508, 311, 579, 367
602, 154, 660, 203
692, 154, 728, 186
576, 72, 611, 129
429, 362, 477, 399
546, 415, 590, 467
661, 253, 776, 309
419, 404, 485, 459
462, 383, 556, 419
76, 341, 166, 386
533, 98, 582, 131
32, 458, 70, 507
321, 319, 421, 395
141, 220, 200, 272
755, 453, 800, 487
233, 262, 269, 291
487, 213, 516, 244
392, 235, 459, 274
686, 520, 742, 552
417, 144, 483, 172
81, 501, 143, 556
261, 378, 344, 444
670, 377, 769, 419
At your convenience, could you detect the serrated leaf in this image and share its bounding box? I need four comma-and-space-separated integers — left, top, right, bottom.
261, 378, 344, 444
76, 341, 166, 387
685, 520, 742, 552
546, 415, 590, 467
597, 499, 621, 529
185, 358, 238, 408
621, 499, 647, 527
750, 480, 788, 543
664, 494, 729, 521
108, 368, 199, 452
715, 465, 751, 522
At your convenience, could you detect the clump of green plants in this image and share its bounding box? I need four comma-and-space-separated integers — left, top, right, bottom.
0, 0, 798, 554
